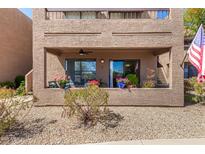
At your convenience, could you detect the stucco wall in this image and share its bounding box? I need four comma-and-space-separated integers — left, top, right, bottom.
33, 8, 184, 106
0, 9, 32, 82
158, 52, 170, 81
46, 50, 157, 87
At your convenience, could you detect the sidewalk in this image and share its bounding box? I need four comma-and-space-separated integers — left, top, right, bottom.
97, 138, 205, 145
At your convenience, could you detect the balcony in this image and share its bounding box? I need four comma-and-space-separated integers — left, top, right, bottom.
45, 8, 170, 20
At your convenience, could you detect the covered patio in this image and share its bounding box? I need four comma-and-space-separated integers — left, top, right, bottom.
30, 47, 183, 106
45, 47, 170, 88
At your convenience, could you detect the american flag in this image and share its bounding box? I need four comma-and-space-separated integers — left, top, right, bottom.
188, 24, 205, 82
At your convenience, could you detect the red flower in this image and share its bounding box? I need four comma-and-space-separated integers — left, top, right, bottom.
88, 80, 100, 86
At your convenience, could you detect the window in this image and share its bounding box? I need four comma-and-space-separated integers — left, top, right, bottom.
157, 10, 169, 19
124, 12, 142, 19
64, 12, 80, 19
110, 60, 140, 87
110, 12, 124, 19
81, 12, 96, 19
109, 12, 143, 19
66, 59, 96, 87
184, 62, 198, 79
64, 11, 96, 19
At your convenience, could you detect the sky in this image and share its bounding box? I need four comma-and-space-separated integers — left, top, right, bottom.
19, 8, 32, 18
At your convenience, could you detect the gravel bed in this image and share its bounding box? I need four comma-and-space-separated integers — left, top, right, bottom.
0, 103, 205, 144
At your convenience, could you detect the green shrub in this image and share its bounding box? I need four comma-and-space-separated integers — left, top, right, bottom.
0, 88, 32, 136
126, 74, 139, 87
62, 85, 109, 128
16, 81, 26, 96
142, 80, 155, 88
14, 75, 25, 88
0, 81, 15, 89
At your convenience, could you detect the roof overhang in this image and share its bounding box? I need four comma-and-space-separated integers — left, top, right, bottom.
46, 8, 169, 12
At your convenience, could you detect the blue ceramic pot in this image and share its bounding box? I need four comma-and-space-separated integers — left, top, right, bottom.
117, 82, 126, 88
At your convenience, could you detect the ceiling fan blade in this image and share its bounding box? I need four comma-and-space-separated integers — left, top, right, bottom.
78, 49, 93, 55
84, 50, 93, 53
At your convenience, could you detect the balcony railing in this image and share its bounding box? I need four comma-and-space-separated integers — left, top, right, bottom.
45, 8, 170, 20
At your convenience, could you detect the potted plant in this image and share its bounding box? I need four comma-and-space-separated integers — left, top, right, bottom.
126, 74, 139, 88
87, 80, 100, 86
53, 75, 69, 89
116, 77, 129, 88
142, 80, 156, 88
58, 79, 69, 89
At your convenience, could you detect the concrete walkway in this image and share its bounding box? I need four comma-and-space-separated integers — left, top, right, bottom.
97, 138, 205, 145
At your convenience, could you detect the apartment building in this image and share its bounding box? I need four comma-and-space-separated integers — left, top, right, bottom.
33, 8, 184, 106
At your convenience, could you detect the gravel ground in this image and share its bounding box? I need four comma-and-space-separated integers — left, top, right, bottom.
0, 103, 205, 145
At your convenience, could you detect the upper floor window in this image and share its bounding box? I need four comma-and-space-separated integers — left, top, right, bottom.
110, 12, 124, 19
81, 12, 96, 19
64, 12, 80, 19
109, 12, 142, 19
156, 10, 169, 19
64, 11, 97, 19
124, 12, 142, 19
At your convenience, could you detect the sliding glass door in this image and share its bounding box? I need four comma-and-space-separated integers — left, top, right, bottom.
66, 59, 96, 87
110, 60, 140, 88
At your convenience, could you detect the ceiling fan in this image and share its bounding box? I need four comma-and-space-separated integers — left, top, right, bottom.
78, 49, 93, 56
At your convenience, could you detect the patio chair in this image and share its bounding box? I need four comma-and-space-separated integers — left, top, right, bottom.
48, 81, 60, 88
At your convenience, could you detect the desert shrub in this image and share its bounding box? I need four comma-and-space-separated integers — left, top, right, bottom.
142, 80, 155, 88
184, 77, 197, 93
0, 81, 15, 89
0, 88, 16, 99
14, 75, 25, 88
184, 77, 205, 103
62, 85, 109, 128
194, 82, 204, 95
192, 81, 205, 103
16, 81, 26, 96
0, 88, 32, 136
126, 74, 139, 87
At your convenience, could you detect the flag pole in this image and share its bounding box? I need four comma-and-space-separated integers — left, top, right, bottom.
180, 53, 188, 68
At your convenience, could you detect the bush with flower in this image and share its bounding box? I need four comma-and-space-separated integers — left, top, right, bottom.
87, 80, 100, 86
